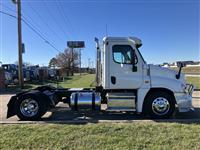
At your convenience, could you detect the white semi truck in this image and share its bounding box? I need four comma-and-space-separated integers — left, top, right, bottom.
7, 37, 194, 120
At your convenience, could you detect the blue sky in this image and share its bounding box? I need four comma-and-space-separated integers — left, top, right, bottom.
0, 0, 199, 66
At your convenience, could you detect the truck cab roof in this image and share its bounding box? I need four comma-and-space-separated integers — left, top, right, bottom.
103, 36, 142, 48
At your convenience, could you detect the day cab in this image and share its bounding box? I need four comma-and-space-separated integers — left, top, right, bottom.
7, 36, 194, 120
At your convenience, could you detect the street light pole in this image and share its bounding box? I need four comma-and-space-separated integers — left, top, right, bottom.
79, 49, 82, 75
12, 0, 24, 88
71, 48, 74, 76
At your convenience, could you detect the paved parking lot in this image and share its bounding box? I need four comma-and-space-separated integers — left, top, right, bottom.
0, 92, 200, 123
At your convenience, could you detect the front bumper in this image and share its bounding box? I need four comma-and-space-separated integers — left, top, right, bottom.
174, 84, 194, 112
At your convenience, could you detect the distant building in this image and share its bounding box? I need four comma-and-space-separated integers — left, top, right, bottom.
159, 61, 200, 68
161, 62, 170, 67
175, 61, 193, 66
193, 61, 200, 65
174, 61, 200, 67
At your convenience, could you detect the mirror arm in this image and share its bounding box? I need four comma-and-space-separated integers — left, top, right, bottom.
176, 62, 185, 79
176, 66, 182, 79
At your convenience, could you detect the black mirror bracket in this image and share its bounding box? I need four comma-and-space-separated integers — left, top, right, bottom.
176, 62, 185, 79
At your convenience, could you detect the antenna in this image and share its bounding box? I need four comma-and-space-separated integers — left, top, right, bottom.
106, 24, 108, 37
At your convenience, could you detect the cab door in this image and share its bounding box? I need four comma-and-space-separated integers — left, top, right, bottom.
109, 42, 144, 89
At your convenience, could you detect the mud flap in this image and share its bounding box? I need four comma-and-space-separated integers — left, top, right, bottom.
7, 96, 17, 118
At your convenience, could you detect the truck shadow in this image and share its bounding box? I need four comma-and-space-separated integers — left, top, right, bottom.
40, 107, 200, 125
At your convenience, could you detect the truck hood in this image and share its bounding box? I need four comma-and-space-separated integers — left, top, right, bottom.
149, 64, 185, 81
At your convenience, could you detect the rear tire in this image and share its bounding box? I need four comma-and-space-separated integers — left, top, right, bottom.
16, 92, 48, 121
144, 91, 175, 119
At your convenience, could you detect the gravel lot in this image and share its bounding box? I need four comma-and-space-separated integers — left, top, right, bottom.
0, 91, 200, 123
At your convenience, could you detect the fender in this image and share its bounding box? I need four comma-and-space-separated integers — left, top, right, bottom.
7, 90, 53, 118
7, 90, 29, 118
7, 95, 17, 118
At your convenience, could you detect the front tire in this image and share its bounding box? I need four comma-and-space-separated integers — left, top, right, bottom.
145, 91, 175, 119
16, 92, 48, 121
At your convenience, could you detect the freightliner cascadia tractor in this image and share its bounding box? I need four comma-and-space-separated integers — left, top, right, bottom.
7, 37, 194, 120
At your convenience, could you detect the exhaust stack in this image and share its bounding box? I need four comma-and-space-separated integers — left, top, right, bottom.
95, 37, 101, 86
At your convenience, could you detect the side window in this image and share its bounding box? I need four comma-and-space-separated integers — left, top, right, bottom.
113, 45, 136, 64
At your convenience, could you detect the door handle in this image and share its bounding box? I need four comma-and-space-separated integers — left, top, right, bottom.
111, 76, 116, 84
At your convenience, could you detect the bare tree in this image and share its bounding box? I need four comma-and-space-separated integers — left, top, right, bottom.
49, 48, 79, 76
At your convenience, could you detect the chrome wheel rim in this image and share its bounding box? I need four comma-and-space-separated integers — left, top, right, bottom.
152, 97, 170, 115
20, 99, 39, 117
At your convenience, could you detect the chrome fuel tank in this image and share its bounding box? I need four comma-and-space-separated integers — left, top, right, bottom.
70, 92, 101, 110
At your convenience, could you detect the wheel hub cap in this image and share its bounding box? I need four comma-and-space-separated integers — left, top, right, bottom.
20, 99, 39, 117
152, 97, 170, 115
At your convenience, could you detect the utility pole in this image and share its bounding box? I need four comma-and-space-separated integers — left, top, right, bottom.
12, 0, 24, 88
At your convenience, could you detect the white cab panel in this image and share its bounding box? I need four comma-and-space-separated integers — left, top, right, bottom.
104, 38, 144, 89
